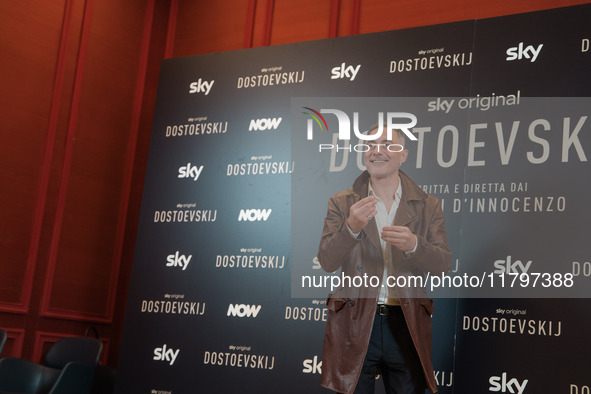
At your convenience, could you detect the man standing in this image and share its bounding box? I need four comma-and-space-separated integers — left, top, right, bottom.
318, 123, 451, 394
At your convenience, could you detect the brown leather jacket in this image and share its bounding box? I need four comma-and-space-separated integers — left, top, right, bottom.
318, 170, 452, 394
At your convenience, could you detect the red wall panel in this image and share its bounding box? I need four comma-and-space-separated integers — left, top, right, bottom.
0, 0, 68, 312
168, 0, 591, 55
172, 0, 252, 57
1, 329, 25, 358
357, 0, 591, 34
41, 0, 149, 322
269, 0, 334, 45
0, 0, 165, 365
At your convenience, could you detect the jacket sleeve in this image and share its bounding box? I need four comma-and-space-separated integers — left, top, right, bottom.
407, 197, 452, 275
317, 194, 360, 273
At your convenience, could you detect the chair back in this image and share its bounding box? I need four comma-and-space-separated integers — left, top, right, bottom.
0, 357, 61, 393
0, 329, 7, 356
45, 337, 103, 369
48, 362, 96, 394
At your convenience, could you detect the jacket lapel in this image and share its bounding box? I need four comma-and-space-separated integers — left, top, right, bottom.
352, 171, 382, 254
352, 170, 427, 252
394, 170, 425, 227
364, 217, 382, 254
394, 199, 415, 226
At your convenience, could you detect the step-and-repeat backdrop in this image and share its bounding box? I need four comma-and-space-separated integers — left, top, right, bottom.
116, 4, 591, 393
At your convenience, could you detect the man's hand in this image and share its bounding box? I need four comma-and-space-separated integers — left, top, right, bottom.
381, 225, 417, 252
347, 196, 378, 234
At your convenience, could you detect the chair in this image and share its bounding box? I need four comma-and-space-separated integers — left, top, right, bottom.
44, 337, 103, 370
0, 329, 7, 356
90, 365, 116, 394
0, 336, 103, 394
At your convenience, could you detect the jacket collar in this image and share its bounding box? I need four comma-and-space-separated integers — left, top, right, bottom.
352, 170, 427, 203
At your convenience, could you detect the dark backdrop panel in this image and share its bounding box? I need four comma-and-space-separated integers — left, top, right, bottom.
116, 4, 591, 393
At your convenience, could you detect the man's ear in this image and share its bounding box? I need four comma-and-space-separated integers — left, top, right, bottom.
400, 149, 409, 164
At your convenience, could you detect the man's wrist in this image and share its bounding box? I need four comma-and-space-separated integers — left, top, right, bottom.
403, 236, 418, 257
347, 224, 361, 239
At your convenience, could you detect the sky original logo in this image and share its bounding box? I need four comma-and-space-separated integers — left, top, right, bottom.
178, 163, 204, 181
331, 63, 361, 81
227, 304, 262, 318
153, 344, 180, 365
189, 78, 214, 95
249, 117, 282, 131
238, 209, 272, 222
506, 42, 543, 62
489, 372, 528, 393
166, 251, 192, 271
302, 355, 322, 374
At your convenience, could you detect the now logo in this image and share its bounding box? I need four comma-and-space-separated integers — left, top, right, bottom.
238, 209, 272, 222
249, 117, 282, 131
227, 304, 262, 318
153, 344, 179, 365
